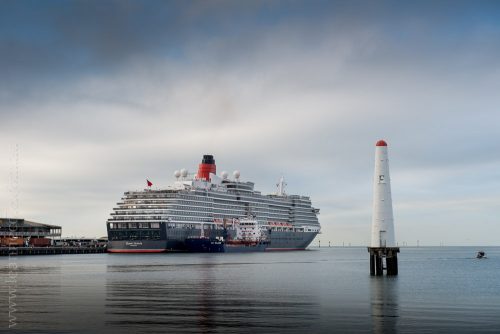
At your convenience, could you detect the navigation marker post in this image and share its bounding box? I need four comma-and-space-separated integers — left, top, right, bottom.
368, 140, 399, 276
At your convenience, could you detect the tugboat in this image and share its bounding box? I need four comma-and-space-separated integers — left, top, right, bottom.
476, 251, 487, 259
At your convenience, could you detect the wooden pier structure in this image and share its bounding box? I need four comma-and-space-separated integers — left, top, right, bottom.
1, 246, 107, 256
368, 247, 399, 276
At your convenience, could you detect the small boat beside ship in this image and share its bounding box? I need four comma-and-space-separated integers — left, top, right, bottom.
224, 216, 270, 252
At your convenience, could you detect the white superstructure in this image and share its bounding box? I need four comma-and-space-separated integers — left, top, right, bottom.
108, 155, 320, 236
108, 178, 320, 233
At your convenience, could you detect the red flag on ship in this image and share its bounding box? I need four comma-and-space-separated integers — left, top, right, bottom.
147, 179, 153, 187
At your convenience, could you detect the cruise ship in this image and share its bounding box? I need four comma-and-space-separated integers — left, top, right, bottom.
106, 155, 321, 253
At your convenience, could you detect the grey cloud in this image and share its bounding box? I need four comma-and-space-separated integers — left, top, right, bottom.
2, 0, 499, 98
1, 0, 500, 243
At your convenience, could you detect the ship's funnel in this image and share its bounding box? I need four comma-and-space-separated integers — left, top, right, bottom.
370, 140, 396, 248
197, 155, 216, 181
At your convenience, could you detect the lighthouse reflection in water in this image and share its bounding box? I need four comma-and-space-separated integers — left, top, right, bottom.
7, 247, 500, 333
371, 277, 399, 334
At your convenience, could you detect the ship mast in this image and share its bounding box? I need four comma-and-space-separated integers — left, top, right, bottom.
276, 176, 287, 196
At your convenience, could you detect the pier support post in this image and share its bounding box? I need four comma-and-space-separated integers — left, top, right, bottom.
370, 254, 375, 275
386, 250, 398, 276
368, 247, 399, 276
375, 254, 383, 276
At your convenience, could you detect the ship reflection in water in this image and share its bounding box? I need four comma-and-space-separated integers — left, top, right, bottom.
371, 277, 399, 334
105, 254, 320, 334
5, 247, 500, 333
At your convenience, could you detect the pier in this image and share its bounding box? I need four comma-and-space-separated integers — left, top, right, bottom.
1, 246, 107, 256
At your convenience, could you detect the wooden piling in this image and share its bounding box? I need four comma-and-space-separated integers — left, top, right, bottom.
370, 254, 375, 275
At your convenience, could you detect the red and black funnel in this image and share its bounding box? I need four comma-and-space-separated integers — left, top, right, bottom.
197, 155, 216, 181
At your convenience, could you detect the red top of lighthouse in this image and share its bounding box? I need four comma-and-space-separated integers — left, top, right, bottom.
376, 140, 387, 147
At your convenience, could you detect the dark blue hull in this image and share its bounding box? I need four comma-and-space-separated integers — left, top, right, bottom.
224, 241, 269, 252
108, 228, 319, 253
184, 238, 224, 253
184, 238, 270, 253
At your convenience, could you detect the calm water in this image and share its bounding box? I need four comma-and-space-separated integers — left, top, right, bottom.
1, 247, 499, 333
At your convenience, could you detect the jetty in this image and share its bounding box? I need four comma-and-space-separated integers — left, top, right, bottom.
1, 246, 107, 256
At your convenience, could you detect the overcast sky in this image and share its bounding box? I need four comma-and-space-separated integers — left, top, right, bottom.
1, 0, 500, 245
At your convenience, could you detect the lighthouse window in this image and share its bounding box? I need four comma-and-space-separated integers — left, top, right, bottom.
379, 175, 385, 182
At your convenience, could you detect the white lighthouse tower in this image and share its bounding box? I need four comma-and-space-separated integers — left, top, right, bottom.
368, 139, 399, 276
371, 139, 396, 248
